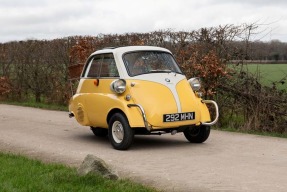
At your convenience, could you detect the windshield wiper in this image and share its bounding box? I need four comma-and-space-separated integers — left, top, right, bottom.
149, 69, 172, 73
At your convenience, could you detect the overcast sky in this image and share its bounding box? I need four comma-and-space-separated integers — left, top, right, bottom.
1, 0, 286, 43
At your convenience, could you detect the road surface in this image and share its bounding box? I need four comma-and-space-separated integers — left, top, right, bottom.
0, 104, 287, 191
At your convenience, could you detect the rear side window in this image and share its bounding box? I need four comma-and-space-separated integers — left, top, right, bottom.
87, 55, 101, 77
83, 53, 119, 78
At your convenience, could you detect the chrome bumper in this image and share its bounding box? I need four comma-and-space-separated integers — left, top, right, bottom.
127, 104, 151, 131
127, 100, 219, 131
201, 100, 219, 126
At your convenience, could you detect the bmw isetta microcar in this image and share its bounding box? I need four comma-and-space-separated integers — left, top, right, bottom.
69, 46, 219, 150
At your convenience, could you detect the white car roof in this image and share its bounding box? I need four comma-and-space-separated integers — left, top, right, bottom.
90, 46, 172, 56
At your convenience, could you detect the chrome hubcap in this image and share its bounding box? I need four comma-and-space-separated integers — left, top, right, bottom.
112, 121, 124, 143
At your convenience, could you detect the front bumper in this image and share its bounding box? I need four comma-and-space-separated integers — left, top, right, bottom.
200, 100, 219, 126
127, 99, 219, 131
127, 104, 151, 131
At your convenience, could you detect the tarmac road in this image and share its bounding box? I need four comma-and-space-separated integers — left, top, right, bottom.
0, 104, 287, 192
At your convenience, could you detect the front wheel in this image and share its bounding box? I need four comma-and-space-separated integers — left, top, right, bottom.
108, 113, 134, 150
184, 126, 210, 143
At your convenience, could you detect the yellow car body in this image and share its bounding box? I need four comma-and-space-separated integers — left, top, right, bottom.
70, 78, 211, 128
69, 46, 218, 150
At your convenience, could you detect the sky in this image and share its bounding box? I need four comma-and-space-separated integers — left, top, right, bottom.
0, 0, 287, 43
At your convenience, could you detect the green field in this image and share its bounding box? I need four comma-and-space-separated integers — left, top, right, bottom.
234, 64, 287, 90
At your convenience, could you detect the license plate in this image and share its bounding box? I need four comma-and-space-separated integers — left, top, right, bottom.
163, 112, 195, 122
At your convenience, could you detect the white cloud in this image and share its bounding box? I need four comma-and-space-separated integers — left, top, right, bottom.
0, 0, 286, 42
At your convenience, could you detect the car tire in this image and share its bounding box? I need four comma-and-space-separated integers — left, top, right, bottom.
108, 113, 134, 150
184, 125, 210, 143
91, 127, 108, 137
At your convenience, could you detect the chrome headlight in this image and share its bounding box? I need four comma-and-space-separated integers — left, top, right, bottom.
188, 77, 201, 91
110, 79, 126, 94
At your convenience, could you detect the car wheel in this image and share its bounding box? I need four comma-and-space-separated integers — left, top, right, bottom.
108, 113, 134, 150
184, 125, 210, 143
90, 127, 108, 137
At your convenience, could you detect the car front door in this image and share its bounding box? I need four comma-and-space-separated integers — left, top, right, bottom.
81, 53, 119, 127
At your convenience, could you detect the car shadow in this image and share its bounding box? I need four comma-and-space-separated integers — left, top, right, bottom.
131, 135, 206, 150
71, 132, 209, 151
72, 133, 110, 145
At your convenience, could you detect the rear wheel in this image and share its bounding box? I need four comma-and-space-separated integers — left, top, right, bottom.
184, 125, 210, 143
108, 113, 134, 150
91, 127, 108, 137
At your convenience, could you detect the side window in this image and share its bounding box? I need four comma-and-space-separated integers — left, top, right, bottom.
84, 55, 102, 77
100, 54, 119, 77
84, 53, 119, 78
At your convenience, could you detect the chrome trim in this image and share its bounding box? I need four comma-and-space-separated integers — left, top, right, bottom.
127, 104, 151, 131
201, 100, 219, 126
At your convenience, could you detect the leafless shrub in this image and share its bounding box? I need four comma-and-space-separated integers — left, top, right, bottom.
218, 67, 287, 133
0, 76, 11, 98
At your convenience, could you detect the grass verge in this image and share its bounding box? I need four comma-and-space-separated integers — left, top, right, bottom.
215, 127, 287, 139
0, 152, 157, 192
0, 100, 68, 111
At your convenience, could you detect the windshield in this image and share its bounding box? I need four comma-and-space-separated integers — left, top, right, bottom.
123, 51, 182, 76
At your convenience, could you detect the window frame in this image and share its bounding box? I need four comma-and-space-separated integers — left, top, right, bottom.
82, 53, 119, 79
